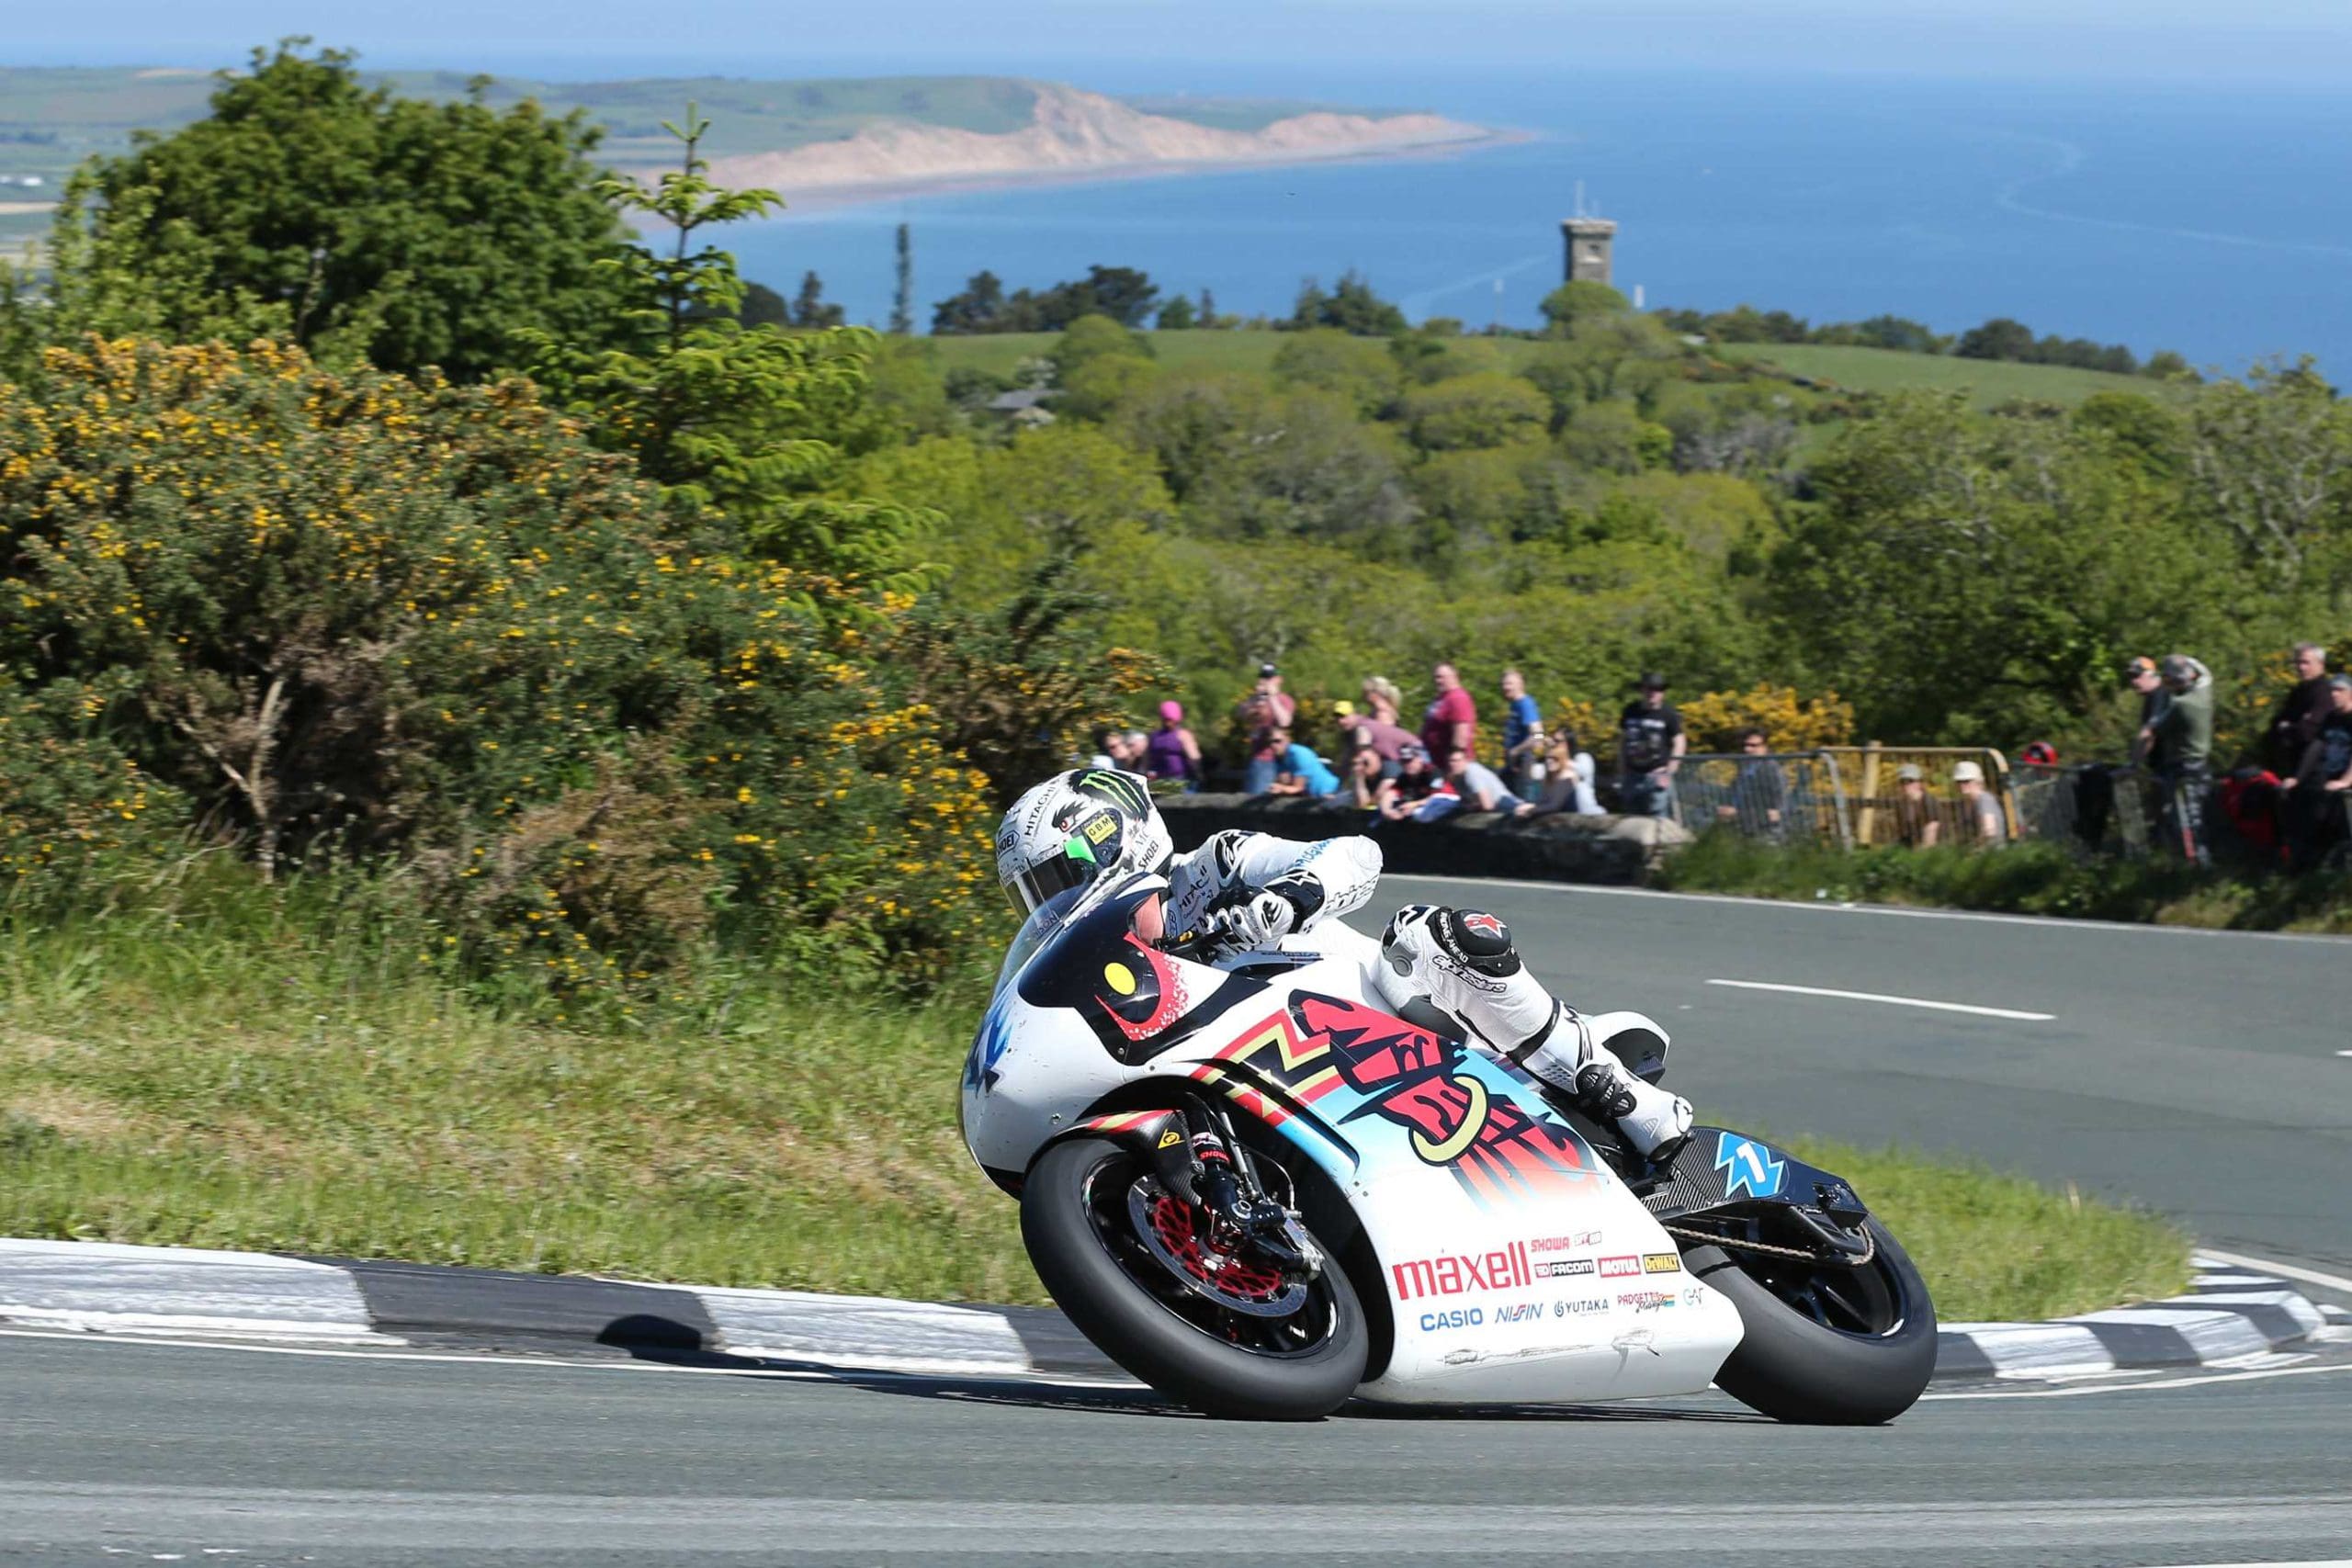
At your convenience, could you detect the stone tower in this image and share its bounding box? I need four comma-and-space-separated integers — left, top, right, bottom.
1561, 217, 1617, 286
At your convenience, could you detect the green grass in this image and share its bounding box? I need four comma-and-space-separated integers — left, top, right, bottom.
1656, 832, 2352, 933
1715, 342, 2167, 409
0, 869, 2188, 1321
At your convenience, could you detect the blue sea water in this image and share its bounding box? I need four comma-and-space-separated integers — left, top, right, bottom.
725, 69, 2352, 373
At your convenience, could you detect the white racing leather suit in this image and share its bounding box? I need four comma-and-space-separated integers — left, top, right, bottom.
1171, 829, 1692, 1159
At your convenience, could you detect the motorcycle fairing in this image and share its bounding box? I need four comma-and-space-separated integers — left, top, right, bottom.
963, 910, 1742, 1406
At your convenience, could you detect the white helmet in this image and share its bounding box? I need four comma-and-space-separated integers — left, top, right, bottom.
996, 768, 1174, 919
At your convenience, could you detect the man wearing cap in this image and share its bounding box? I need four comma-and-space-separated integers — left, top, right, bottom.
1891, 763, 1941, 848
2279, 673, 2352, 870
1615, 673, 1686, 818
1951, 760, 2007, 847
1237, 663, 1296, 795
2148, 654, 2214, 864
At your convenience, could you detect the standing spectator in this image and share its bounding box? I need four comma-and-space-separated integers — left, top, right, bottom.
1144, 701, 1202, 787
2150, 654, 2214, 864
1615, 672, 1686, 818
2264, 642, 2332, 776
2280, 673, 2352, 871
1891, 763, 1941, 847
1715, 728, 1788, 842
1514, 728, 1604, 818
2124, 656, 2168, 766
1430, 744, 1522, 817
1419, 662, 1477, 764
1264, 726, 1343, 799
1498, 670, 1544, 795
1951, 761, 2007, 847
1350, 675, 1418, 767
1236, 662, 1297, 794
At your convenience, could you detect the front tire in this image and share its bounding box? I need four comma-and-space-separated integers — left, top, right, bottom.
1021, 1136, 1368, 1420
1688, 1217, 1937, 1425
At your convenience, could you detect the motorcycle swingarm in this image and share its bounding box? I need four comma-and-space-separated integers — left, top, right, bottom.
1638, 1127, 1871, 1251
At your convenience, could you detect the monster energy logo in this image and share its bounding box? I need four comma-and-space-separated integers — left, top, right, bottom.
1077, 770, 1150, 818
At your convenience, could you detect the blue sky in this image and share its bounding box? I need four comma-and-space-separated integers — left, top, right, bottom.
15, 1, 2352, 85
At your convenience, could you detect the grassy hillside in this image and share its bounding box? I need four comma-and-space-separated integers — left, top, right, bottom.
1716, 341, 2164, 408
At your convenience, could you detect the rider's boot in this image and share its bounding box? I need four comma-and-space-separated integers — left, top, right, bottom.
1374, 905, 1693, 1161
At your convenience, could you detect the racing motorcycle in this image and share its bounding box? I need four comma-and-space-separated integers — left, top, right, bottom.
959, 874, 1938, 1423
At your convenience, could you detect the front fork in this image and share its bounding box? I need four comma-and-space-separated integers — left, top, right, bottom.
1074, 1098, 1323, 1277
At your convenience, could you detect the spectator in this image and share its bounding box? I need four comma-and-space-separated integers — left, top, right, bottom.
1951, 760, 2007, 847
1264, 725, 1343, 799
2018, 740, 2059, 769
1419, 662, 1477, 764
1715, 728, 1787, 842
1342, 745, 1388, 811
1515, 728, 1604, 818
1499, 669, 1544, 795
2264, 642, 2333, 776
1891, 763, 1941, 847
2124, 656, 2167, 766
1237, 662, 1297, 794
1615, 672, 1686, 818
1350, 675, 1418, 767
1429, 744, 1522, 818
1376, 742, 1439, 822
1090, 728, 1149, 774
2280, 673, 2352, 871
1143, 701, 1203, 786
2150, 654, 2215, 864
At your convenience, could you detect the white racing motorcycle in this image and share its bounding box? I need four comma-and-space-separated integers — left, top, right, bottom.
959, 874, 1938, 1423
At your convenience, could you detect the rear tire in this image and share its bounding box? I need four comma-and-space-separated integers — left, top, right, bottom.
1021, 1136, 1368, 1420
1689, 1217, 1937, 1425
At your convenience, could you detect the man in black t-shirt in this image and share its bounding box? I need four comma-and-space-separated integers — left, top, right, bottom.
2283, 673, 2352, 871
2264, 642, 2332, 776
1615, 672, 1686, 818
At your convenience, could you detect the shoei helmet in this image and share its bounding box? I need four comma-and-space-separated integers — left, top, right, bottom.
996, 769, 1174, 919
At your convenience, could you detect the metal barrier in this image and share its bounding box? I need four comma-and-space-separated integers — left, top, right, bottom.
1817, 745, 2017, 849
1666, 751, 1852, 851
2011, 761, 2162, 854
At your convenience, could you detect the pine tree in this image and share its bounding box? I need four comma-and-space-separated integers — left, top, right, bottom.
1198, 287, 1216, 329
889, 223, 913, 334
792, 270, 844, 329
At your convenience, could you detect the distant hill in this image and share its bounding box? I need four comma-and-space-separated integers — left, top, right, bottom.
0, 67, 1490, 242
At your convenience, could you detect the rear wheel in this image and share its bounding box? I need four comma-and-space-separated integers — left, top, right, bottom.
1686, 1217, 1937, 1425
1021, 1136, 1367, 1420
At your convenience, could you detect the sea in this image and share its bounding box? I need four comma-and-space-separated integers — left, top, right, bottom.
709, 66, 2352, 376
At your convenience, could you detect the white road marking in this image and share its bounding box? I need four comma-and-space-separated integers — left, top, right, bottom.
2192, 1247, 2352, 1300
2337, 1050, 2352, 1058
1920, 1359, 2352, 1401
1380, 873, 2352, 944
1703, 977, 2054, 1021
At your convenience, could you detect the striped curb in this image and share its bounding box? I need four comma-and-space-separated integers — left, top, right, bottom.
0, 1238, 2328, 1386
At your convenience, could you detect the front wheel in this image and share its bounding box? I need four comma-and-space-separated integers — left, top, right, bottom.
1687, 1217, 1937, 1425
1020, 1136, 1368, 1420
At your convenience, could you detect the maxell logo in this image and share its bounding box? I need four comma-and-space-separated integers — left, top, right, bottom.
1534, 1258, 1595, 1279
1598, 1255, 1641, 1278
1390, 1242, 1533, 1301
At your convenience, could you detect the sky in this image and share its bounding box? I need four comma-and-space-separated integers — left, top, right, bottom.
14, 0, 2352, 86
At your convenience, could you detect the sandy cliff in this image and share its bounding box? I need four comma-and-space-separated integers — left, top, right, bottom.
703, 83, 1491, 197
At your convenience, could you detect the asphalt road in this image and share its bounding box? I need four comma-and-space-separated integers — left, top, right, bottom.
1379, 878, 2352, 1276
1, 1333, 2346, 1566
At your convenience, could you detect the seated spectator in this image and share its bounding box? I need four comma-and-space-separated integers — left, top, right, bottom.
1376, 743, 1439, 822
1350, 675, 1417, 769
1342, 746, 1387, 811
1714, 728, 1787, 842
1089, 728, 1149, 774
1499, 669, 1544, 795
1952, 760, 2007, 847
1514, 728, 1603, 818
1892, 763, 1940, 847
2280, 672, 2352, 871
1143, 701, 1202, 787
1419, 744, 1522, 820
1263, 726, 1343, 799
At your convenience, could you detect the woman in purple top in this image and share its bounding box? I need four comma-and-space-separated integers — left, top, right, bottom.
1144, 700, 1203, 785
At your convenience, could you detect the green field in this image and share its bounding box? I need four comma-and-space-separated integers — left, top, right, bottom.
1716, 341, 2165, 408
0, 869, 2188, 1320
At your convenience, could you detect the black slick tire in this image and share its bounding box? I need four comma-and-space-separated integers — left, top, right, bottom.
1689, 1217, 1938, 1425
1021, 1136, 1368, 1421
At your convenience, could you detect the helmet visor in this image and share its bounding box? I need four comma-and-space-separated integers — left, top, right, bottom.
1005, 834, 1104, 919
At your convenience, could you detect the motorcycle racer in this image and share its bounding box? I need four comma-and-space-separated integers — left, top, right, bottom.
995, 768, 1693, 1159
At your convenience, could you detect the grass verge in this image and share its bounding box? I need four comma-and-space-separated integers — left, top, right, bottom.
1655, 832, 2352, 934
0, 878, 2188, 1322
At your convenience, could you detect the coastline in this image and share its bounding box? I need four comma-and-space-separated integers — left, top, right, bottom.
752, 127, 1534, 215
